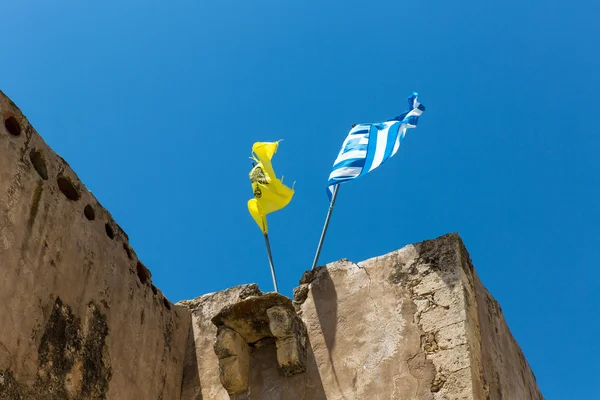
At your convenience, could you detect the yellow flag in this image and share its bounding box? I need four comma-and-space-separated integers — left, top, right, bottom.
247, 141, 294, 234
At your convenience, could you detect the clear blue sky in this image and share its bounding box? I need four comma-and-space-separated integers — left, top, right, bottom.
2, 1, 598, 398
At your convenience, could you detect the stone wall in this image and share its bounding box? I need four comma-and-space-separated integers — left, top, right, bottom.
0, 90, 542, 399
0, 90, 190, 399
178, 233, 544, 400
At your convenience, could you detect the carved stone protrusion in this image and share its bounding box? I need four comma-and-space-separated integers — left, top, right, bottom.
211, 292, 308, 393
267, 306, 307, 376
213, 327, 250, 395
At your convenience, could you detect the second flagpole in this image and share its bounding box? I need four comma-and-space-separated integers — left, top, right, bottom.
264, 233, 279, 293
311, 184, 340, 270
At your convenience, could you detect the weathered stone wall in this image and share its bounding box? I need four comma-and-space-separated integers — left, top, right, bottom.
179, 234, 543, 400
0, 90, 190, 399
1, 90, 542, 400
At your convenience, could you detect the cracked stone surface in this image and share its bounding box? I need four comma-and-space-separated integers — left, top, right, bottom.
297, 246, 437, 400
181, 233, 543, 399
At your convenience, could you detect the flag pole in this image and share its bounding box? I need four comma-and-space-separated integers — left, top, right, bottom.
311, 184, 340, 270
263, 233, 279, 293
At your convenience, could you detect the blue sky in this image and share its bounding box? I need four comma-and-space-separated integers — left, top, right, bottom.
2, 1, 599, 398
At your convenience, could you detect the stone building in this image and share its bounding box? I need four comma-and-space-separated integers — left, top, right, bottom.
0, 90, 543, 399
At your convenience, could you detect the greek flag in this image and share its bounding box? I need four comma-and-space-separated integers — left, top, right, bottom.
326, 92, 425, 200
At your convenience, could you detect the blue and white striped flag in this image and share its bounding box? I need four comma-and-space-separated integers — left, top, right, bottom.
326, 92, 425, 200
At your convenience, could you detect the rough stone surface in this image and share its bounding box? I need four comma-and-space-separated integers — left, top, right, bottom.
0, 90, 190, 399
273, 335, 306, 377
267, 306, 307, 376
217, 355, 249, 396
298, 248, 438, 400
211, 292, 296, 344
179, 233, 544, 400
238, 284, 263, 300
214, 327, 250, 395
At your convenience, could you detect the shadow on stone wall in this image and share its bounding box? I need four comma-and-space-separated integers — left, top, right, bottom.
242, 336, 327, 400
180, 324, 203, 400
311, 268, 347, 399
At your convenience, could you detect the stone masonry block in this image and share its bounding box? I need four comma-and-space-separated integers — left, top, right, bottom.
267, 305, 296, 338
214, 326, 249, 360
266, 305, 308, 376
214, 327, 250, 395
275, 336, 307, 376
217, 355, 249, 396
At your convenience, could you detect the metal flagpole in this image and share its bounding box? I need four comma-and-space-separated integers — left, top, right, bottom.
311, 184, 340, 270
263, 233, 279, 293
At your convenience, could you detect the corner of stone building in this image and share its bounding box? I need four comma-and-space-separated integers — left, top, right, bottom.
288, 231, 542, 400
470, 266, 544, 400
403, 233, 480, 399
416, 232, 544, 400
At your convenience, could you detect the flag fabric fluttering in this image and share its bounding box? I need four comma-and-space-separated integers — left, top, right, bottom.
247, 141, 295, 234
326, 92, 425, 200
